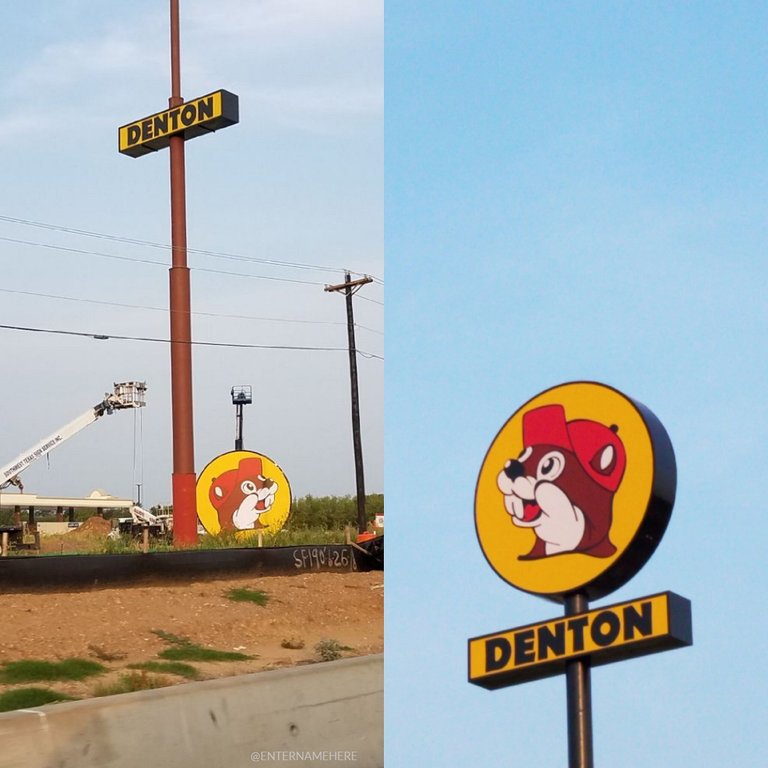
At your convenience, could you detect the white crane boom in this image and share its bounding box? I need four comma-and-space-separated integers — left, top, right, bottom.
1, 381, 146, 493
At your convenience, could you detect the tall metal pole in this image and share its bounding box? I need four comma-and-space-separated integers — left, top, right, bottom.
235, 403, 244, 451
168, 0, 197, 545
565, 593, 594, 768
231, 386, 252, 452
325, 273, 372, 535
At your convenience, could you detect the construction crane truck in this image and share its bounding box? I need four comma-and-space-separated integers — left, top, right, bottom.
1, 381, 146, 493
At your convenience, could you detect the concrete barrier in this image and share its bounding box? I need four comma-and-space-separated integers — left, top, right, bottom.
0, 654, 383, 768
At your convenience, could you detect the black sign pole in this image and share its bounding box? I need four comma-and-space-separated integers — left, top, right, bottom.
565, 592, 594, 768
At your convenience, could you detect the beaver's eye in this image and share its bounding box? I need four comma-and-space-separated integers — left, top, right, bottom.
517, 446, 532, 463
537, 451, 564, 481
241, 480, 257, 494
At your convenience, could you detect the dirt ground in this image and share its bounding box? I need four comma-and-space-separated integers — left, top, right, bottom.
0, 570, 383, 701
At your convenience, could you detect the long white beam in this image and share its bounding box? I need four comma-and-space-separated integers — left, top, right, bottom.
0, 493, 134, 510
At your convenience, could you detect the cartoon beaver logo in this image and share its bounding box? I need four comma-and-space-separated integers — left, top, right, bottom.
496, 404, 626, 559
208, 456, 278, 532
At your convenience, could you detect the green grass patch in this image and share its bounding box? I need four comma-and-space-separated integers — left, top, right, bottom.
100, 536, 136, 554
93, 671, 170, 697
0, 658, 106, 684
151, 628, 254, 663
0, 687, 76, 712
225, 587, 269, 606
158, 645, 253, 662
127, 661, 200, 679
197, 526, 348, 549
11, 522, 357, 556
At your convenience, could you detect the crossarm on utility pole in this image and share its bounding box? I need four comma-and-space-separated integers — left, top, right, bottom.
324, 276, 374, 293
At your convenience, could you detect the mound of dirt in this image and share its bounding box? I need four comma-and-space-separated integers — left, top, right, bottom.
69, 516, 112, 537
39, 516, 113, 554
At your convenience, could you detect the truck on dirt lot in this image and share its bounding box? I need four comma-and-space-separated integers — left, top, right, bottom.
114, 505, 172, 539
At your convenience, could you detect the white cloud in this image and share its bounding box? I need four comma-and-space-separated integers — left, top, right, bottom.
242, 83, 382, 135
0, 114, 38, 144
9, 37, 164, 92
185, 0, 382, 40
5, 7, 167, 96
0, 1, 382, 146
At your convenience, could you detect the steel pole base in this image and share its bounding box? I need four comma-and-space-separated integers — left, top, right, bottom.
172, 472, 198, 545
565, 593, 594, 768
566, 655, 593, 768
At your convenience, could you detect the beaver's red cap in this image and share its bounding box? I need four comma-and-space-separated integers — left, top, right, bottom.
209, 457, 264, 512
522, 404, 626, 492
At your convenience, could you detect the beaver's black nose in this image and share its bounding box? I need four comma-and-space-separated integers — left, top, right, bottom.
503, 460, 525, 480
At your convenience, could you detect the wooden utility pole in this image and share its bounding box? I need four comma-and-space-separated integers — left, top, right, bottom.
325, 273, 372, 536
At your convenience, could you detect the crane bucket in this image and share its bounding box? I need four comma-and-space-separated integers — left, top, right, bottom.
110, 382, 147, 409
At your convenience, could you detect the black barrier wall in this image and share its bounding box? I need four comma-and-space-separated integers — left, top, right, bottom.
0, 544, 380, 589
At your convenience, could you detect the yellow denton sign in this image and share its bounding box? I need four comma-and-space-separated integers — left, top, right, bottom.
468, 592, 692, 690
118, 90, 239, 158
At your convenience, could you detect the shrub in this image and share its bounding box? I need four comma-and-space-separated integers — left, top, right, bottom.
314, 639, 353, 662
93, 671, 170, 697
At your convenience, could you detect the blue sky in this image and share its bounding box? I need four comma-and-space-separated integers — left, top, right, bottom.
387, 3, 768, 766
0, 1, 382, 504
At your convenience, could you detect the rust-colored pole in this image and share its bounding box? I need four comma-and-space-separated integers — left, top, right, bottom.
168, 0, 197, 545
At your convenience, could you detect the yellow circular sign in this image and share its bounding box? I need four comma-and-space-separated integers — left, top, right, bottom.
196, 450, 292, 537
475, 382, 676, 602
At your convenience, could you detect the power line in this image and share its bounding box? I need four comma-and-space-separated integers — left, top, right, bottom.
0, 286, 383, 335
0, 213, 384, 284
0, 234, 164, 267
0, 322, 383, 359
358, 294, 384, 306
0, 286, 338, 323
356, 324, 383, 336
0, 235, 327, 286
0, 234, 386, 296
